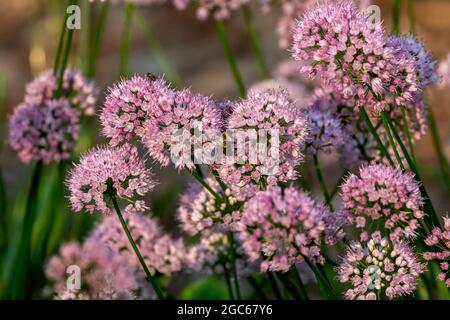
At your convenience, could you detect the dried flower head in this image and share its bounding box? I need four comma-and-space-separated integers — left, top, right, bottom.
9, 99, 80, 164
25, 69, 99, 116
423, 215, 450, 287
67, 144, 155, 215
341, 164, 425, 240
45, 238, 138, 300
337, 231, 425, 300
238, 186, 345, 273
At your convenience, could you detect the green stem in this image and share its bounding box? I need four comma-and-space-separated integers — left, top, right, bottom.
303, 257, 336, 300
11, 161, 43, 299
359, 107, 394, 166
0, 169, 6, 251
292, 267, 310, 300
111, 196, 166, 300
53, 5, 69, 75
400, 105, 417, 166
248, 274, 267, 300
407, 0, 416, 34
190, 169, 222, 200
222, 264, 235, 299
228, 232, 242, 300
312, 154, 333, 210
267, 271, 283, 300
277, 273, 302, 300
214, 20, 246, 97
380, 112, 405, 170
119, 3, 135, 77
330, 170, 348, 199
242, 5, 269, 79
86, 1, 109, 78
134, 11, 182, 87
392, 0, 401, 34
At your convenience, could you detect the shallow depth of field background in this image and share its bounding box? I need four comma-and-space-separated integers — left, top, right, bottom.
0, 0, 449, 242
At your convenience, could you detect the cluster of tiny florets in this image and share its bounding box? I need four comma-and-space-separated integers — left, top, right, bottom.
173, 0, 250, 21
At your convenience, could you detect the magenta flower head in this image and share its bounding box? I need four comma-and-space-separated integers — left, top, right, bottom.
140, 88, 222, 171
388, 35, 437, 89
177, 177, 242, 236
238, 186, 346, 273
291, 1, 418, 112
25, 69, 99, 116
66, 144, 155, 215
93, 212, 185, 276
45, 237, 138, 300
100, 74, 176, 146
423, 215, 450, 287
9, 99, 80, 164
337, 231, 425, 300
341, 164, 425, 241
215, 89, 308, 201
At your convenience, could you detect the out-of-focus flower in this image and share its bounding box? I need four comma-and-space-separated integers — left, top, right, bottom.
25, 69, 99, 116
66, 144, 155, 215
423, 215, 450, 287
100, 75, 176, 147
174, 0, 250, 21
438, 51, 450, 87
291, 1, 418, 112
238, 186, 345, 273
215, 89, 308, 201
337, 231, 425, 300
9, 99, 80, 164
93, 213, 185, 276
140, 89, 222, 170
341, 164, 424, 240
177, 177, 242, 235
45, 238, 138, 300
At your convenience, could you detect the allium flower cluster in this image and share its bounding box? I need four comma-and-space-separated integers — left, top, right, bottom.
423, 215, 450, 287
45, 238, 138, 300
341, 164, 425, 240
93, 213, 186, 276
25, 69, 99, 116
337, 231, 425, 300
8, 99, 80, 164
238, 186, 345, 273
140, 89, 222, 170
174, 0, 250, 21
67, 144, 155, 215
215, 89, 308, 200
438, 51, 450, 87
100, 75, 175, 146
291, 1, 418, 112
177, 177, 242, 235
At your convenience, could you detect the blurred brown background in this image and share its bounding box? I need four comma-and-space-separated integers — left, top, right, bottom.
0, 0, 449, 213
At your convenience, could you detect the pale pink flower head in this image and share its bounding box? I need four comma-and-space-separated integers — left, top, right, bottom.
174, 0, 250, 21
25, 69, 99, 116
291, 1, 418, 112
387, 35, 437, 89
140, 88, 222, 171
438, 51, 450, 87
337, 231, 425, 300
238, 186, 346, 273
9, 99, 80, 164
177, 177, 242, 236
100, 74, 176, 146
45, 238, 138, 300
423, 215, 450, 287
215, 89, 308, 201
66, 144, 155, 215
341, 164, 425, 240
93, 212, 185, 276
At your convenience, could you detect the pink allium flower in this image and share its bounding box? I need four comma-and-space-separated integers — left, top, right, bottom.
341, 164, 425, 240
45, 238, 138, 300
100, 75, 176, 147
337, 231, 425, 300
177, 177, 242, 236
438, 51, 450, 87
25, 69, 99, 116
387, 35, 437, 89
423, 215, 450, 287
238, 186, 346, 273
93, 212, 185, 276
174, 0, 250, 21
215, 89, 308, 201
66, 144, 155, 215
291, 1, 418, 112
8, 99, 80, 164
140, 89, 222, 170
